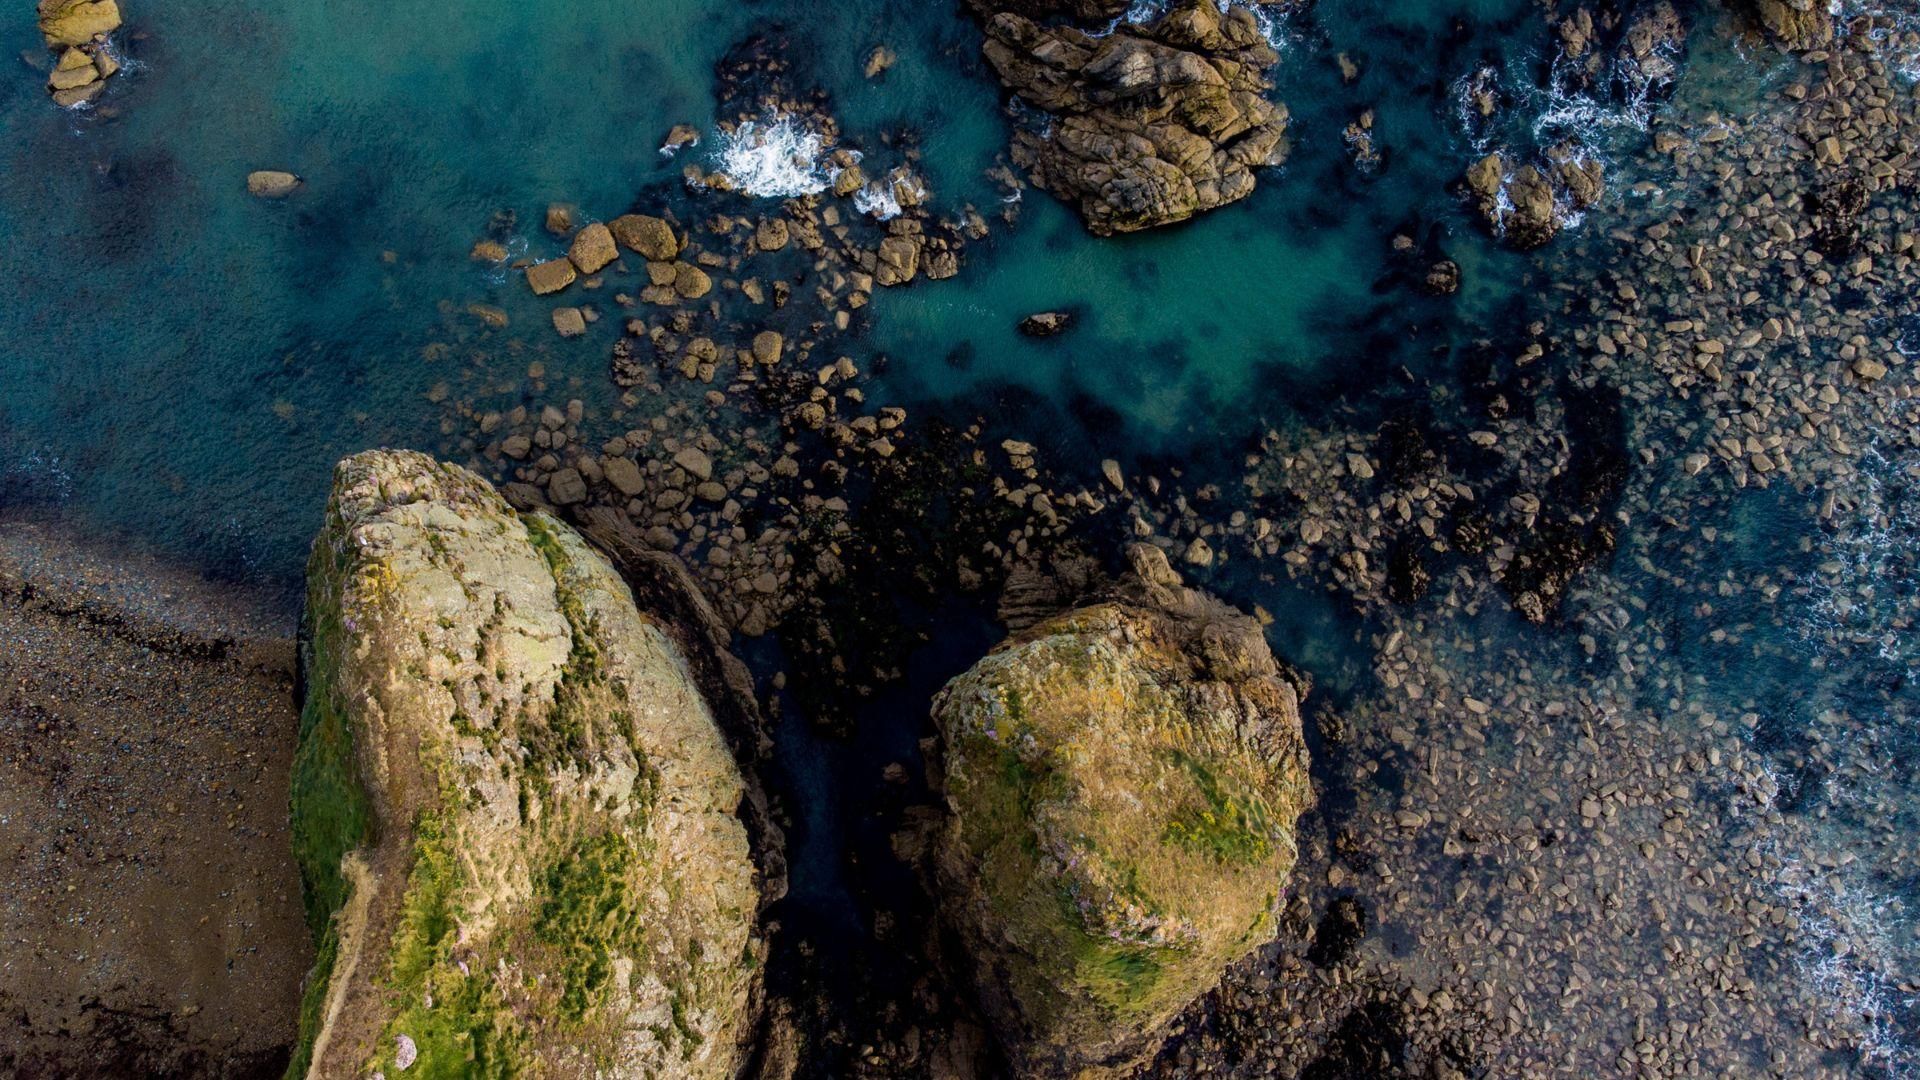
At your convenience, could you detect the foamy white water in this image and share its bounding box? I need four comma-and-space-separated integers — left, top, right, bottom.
704, 117, 835, 198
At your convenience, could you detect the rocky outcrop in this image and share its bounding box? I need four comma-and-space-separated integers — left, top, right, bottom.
37, 0, 122, 108
1734, 0, 1833, 52
1465, 141, 1604, 250
288, 451, 766, 1080
927, 545, 1313, 1076
971, 0, 1292, 234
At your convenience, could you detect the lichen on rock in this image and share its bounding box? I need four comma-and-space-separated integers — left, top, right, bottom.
927, 544, 1313, 1076
288, 450, 763, 1080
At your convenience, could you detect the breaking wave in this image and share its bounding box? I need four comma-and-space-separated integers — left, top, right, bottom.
703, 117, 836, 198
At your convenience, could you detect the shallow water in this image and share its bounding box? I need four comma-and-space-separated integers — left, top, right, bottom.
7, 0, 1920, 1073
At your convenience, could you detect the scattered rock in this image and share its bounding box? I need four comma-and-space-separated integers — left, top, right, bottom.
526, 258, 577, 296
567, 222, 617, 274
610, 214, 679, 262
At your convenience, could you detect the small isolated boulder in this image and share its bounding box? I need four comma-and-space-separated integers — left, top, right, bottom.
551, 306, 586, 338
928, 545, 1313, 1077
246, 171, 303, 199
567, 221, 617, 274
1017, 311, 1072, 337
525, 257, 576, 296
611, 213, 680, 262
751, 330, 784, 366
288, 451, 764, 1079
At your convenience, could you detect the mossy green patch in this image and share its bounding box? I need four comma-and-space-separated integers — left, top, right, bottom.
376, 807, 526, 1078
286, 534, 375, 1079
531, 830, 645, 1021
1161, 750, 1277, 867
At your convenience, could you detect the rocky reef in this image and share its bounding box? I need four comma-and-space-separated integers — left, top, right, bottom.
288, 450, 767, 1079
36, 0, 123, 108
1465, 143, 1605, 250
970, 0, 1292, 234
926, 545, 1313, 1076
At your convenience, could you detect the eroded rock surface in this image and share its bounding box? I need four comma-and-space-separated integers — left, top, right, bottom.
289, 450, 764, 1079
928, 545, 1313, 1076
1734, 0, 1833, 52
971, 0, 1292, 234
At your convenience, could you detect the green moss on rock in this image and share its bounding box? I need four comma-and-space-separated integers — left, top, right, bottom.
288, 450, 761, 1080
930, 548, 1312, 1076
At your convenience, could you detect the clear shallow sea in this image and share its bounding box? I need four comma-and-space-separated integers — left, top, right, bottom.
4, 0, 1919, 1072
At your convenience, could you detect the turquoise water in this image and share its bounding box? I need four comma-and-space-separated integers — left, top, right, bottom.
9, 0, 1920, 1073
0, 0, 1576, 579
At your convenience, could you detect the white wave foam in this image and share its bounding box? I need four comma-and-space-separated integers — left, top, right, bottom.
704, 117, 834, 199
853, 168, 928, 221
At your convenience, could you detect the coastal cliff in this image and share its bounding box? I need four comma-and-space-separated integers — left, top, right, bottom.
928, 546, 1314, 1076
288, 450, 766, 1079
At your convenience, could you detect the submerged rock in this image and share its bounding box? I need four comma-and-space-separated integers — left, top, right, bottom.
246, 170, 303, 199
288, 450, 764, 1080
971, 0, 1292, 235
1017, 310, 1073, 337
928, 545, 1313, 1076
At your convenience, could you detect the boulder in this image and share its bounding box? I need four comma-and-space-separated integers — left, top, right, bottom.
38, 0, 120, 47
287, 451, 765, 1080
611, 214, 680, 262
1017, 311, 1073, 337
927, 545, 1312, 1076
1736, 0, 1831, 52
526, 257, 577, 296
672, 261, 713, 300
971, 0, 1291, 234
751, 330, 784, 366
246, 171, 303, 199
874, 235, 919, 286
551, 307, 587, 338
567, 222, 618, 274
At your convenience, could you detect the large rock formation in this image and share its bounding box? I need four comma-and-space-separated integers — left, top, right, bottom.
972, 0, 1292, 234
1465, 142, 1604, 250
928, 545, 1313, 1076
1734, 0, 1833, 52
37, 0, 123, 108
288, 451, 766, 1079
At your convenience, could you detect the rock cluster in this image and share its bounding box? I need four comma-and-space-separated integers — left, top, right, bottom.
927, 545, 1313, 1076
288, 450, 767, 1080
37, 0, 122, 108
1465, 143, 1605, 250
971, 0, 1292, 234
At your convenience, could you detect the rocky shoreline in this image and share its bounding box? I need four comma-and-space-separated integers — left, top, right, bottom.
13, 0, 1920, 1076
0, 514, 309, 1078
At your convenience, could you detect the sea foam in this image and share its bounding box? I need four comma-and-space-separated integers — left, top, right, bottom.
705, 117, 835, 198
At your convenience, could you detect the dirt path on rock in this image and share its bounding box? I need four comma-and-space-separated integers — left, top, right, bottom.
0, 515, 311, 1079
